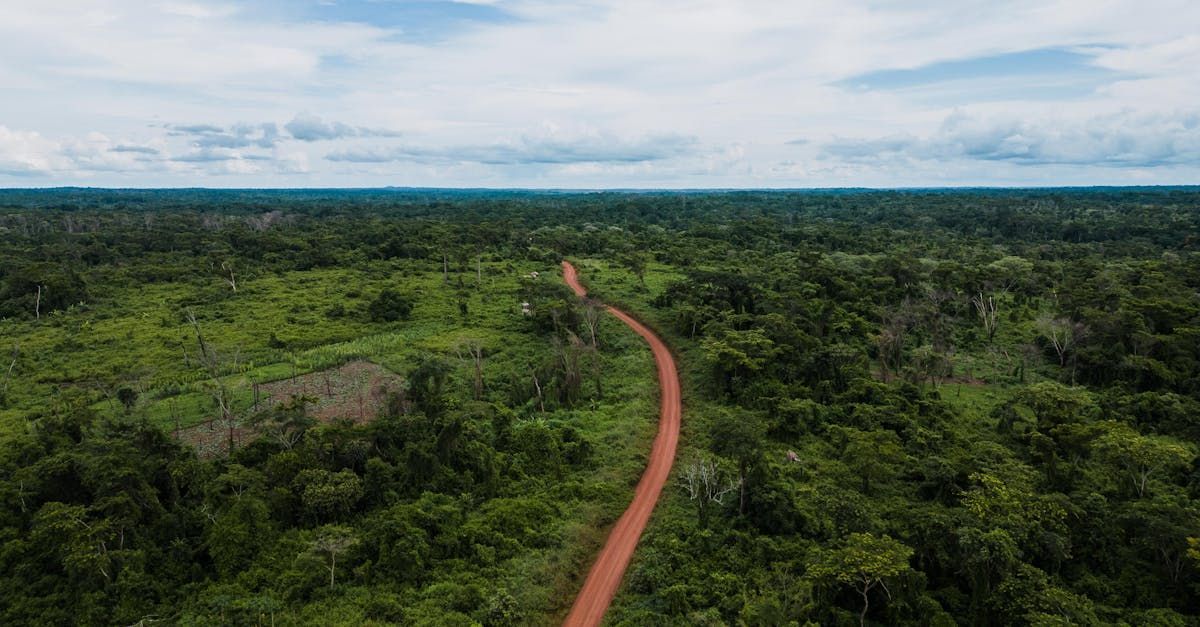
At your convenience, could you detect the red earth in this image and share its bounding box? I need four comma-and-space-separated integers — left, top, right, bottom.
561, 261, 682, 627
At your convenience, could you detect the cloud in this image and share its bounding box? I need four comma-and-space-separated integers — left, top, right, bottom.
836, 47, 1122, 91
168, 123, 281, 149
110, 144, 160, 154
0, 126, 173, 177
172, 149, 239, 163
821, 110, 1200, 167
4, 1, 1200, 185
327, 130, 697, 165
0, 125, 59, 176
285, 113, 401, 141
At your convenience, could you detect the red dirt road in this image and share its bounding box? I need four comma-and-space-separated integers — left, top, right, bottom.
561, 261, 681, 627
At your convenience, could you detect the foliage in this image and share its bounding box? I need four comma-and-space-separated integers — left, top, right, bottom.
2, 188, 1199, 624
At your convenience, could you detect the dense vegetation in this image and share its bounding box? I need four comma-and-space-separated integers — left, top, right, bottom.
1, 187, 1198, 625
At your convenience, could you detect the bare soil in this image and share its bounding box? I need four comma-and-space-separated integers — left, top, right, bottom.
561, 261, 681, 627
176, 360, 403, 455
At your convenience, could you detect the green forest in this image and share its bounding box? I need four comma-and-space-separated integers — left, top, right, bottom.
1, 187, 1198, 625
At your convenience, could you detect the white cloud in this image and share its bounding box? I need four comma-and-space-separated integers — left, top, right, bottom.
327, 127, 696, 165
0, 126, 60, 176
285, 114, 402, 141
822, 110, 1200, 168
1, 0, 1199, 186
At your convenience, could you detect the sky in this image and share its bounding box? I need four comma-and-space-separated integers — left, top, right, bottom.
1, 0, 1198, 188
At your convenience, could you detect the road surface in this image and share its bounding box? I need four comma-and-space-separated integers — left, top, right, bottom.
561, 260, 681, 627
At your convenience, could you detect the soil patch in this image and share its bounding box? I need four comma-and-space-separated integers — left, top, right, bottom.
175, 360, 402, 455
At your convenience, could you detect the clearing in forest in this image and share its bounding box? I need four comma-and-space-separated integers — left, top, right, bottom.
176, 360, 402, 452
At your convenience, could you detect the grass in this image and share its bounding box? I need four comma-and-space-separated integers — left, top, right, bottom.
938, 382, 1008, 426
1, 259, 546, 436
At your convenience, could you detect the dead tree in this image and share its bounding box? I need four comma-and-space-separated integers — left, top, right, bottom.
2, 343, 18, 396
34, 285, 42, 320
581, 303, 603, 349
307, 527, 358, 588
1038, 315, 1087, 367
221, 262, 237, 292
971, 291, 1002, 343
531, 369, 545, 413
554, 334, 585, 407
187, 309, 241, 455
456, 341, 486, 401
875, 305, 912, 382
680, 458, 740, 528
577, 305, 605, 399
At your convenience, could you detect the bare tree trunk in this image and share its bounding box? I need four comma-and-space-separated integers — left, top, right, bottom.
471, 347, 484, 400
859, 583, 870, 627
477, 256, 482, 286
34, 285, 42, 320
591, 348, 602, 399
443, 253, 448, 284
222, 262, 237, 292
532, 371, 545, 412
738, 461, 747, 515
2, 343, 17, 394
187, 309, 240, 455
582, 304, 601, 348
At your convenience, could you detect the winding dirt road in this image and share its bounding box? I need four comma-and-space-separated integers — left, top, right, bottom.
561, 260, 681, 627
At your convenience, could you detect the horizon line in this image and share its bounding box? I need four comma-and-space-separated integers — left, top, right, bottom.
2, 184, 1199, 193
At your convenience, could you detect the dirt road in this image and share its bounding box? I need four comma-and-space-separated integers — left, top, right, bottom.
561, 260, 681, 627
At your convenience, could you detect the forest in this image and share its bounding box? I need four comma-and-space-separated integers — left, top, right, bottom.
1, 187, 1198, 626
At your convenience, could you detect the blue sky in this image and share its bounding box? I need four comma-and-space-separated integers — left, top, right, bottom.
1, 0, 1198, 187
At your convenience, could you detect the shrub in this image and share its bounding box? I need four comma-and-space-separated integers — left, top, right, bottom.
367, 289, 414, 322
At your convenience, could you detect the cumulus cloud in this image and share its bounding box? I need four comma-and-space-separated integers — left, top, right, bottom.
327, 130, 697, 165
821, 111, 1200, 168
0, 126, 172, 176
0, 126, 59, 176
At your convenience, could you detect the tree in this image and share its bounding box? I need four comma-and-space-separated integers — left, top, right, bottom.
581, 302, 603, 349
250, 394, 316, 450
298, 469, 364, 522
620, 251, 648, 286
1093, 421, 1192, 498
116, 387, 138, 414
679, 458, 740, 528
220, 261, 237, 292
701, 327, 779, 397
551, 333, 585, 407
368, 289, 414, 322
808, 533, 912, 627
408, 356, 451, 417
838, 428, 906, 495
456, 340, 485, 401
709, 410, 765, 515
187, 309, 243, 455
306, 526, 358, 588
971, 291, 1001, 343
874, 306, 911, 382
1037, 315, 1086, 367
